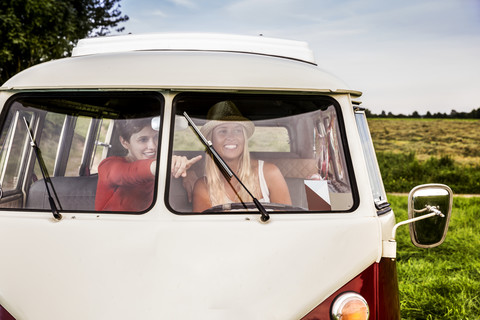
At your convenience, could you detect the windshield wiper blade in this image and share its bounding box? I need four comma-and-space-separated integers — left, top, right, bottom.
23, 117, 62, 221
183, 112, 270, 222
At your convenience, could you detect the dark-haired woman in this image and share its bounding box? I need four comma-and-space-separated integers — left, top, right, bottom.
95, 118, 201, 212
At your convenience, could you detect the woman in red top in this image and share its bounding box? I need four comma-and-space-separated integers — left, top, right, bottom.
95, 118, 201, 212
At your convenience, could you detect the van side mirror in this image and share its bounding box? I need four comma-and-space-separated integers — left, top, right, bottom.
408, 184, 453, 248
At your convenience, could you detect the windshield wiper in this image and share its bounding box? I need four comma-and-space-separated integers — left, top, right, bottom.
183, 112, 270, 222
23, 117, 62, 221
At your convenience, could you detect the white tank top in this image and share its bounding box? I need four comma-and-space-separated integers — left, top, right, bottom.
258, 160, 270, 203
223, 160, 270, 203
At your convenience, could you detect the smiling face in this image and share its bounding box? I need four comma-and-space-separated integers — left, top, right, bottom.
120, 126, 158, 162
211, 123, 246, 162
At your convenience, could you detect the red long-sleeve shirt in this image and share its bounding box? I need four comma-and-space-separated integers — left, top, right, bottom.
95, 157, 155, 212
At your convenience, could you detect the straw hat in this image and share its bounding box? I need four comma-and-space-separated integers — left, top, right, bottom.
200, 101, 255, 138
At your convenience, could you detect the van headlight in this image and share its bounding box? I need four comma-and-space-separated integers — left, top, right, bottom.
331, 292, 369, 320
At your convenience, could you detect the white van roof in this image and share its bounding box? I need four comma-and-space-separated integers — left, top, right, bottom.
1, 33, 361, 97
72, 33, 316, 64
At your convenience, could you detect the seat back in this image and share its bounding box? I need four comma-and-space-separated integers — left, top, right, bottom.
26, 175, 98, 211
269, 158, 317, 209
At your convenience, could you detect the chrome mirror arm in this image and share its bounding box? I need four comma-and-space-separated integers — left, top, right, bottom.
391, 206, 445, 241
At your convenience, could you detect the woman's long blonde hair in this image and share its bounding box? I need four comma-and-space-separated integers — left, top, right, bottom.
204, 127, 259, 206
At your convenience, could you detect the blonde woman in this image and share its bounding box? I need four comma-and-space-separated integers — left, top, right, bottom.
192, 101, 291, 212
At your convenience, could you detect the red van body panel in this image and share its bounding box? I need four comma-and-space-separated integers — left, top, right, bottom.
302, 258, 400, 320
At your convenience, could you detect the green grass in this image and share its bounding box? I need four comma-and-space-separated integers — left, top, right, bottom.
390, 194, 480, 319
377, 152, 480, 194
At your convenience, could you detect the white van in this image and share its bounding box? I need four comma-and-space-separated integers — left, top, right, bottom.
0, 33, 452, 320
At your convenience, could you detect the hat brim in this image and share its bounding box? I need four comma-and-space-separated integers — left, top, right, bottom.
200, 118, 255, 139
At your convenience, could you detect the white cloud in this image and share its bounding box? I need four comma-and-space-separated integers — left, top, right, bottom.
166, 0, 197, 10
151, 10, 167, 17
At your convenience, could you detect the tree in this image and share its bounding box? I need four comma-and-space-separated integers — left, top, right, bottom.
0, 0, 129, 84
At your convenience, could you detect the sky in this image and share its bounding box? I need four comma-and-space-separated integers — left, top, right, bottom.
115, 0, 480, 114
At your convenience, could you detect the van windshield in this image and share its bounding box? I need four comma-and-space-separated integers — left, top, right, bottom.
0, 92, 163, 213
168, 93, 357, 214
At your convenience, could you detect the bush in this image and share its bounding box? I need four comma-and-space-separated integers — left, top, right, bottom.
377, 152, 480, 194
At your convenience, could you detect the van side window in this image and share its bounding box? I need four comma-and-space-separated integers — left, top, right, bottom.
168, 93, 357, 214
354, 109, 388, 212
0, 93, 163, 213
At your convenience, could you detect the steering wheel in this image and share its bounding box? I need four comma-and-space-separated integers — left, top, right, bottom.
202, 202, 307, 213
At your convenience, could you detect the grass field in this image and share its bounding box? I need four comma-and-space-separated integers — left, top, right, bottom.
368, 118, 480, 165
368, 118, 480, 194
390, 195, 480, 319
